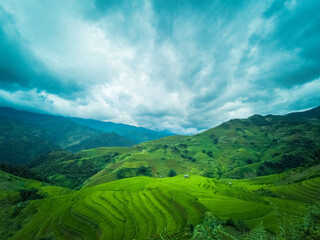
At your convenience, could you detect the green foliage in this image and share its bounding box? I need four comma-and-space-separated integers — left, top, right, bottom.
149, 228, 180, 240
225, 218, 250, 233
116, 166, 152, 179
301, 203, 320, 240
137, 165, 152, 176
244, 223, 267, 240
203, 171, 215, 178
0, 164, 48, 182
192, 212, 237, 240
207, 151, 213, 158
169, 169, 177, 177
32, 151, 121, 188
11, 202, 28, 218
259, 154, 306, 174
19, 188, 45, 202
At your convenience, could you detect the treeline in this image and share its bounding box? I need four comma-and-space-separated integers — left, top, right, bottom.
257, 150, 320, 176
0, 164, 48, 182
117, 166, 152, 179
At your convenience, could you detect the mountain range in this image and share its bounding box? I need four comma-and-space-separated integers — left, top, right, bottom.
1, 106, 320, 239
0, 107, 172, 165
24, 106, 320, 189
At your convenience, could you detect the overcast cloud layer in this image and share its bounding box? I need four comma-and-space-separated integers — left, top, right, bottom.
0, 0, 319, 134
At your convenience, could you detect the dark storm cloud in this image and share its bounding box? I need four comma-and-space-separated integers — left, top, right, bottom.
0, 0, 319, 134
239, 0, 320, 88
0, 6, 86, 99
0, 7, 38, 89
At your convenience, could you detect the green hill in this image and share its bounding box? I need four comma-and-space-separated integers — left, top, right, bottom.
28, 107, 320, 190
30, 148, 136, 189
0, 108, 137, 165
0, 114, 60, 165
77, 112, 320, 188
1, 106, 320, 239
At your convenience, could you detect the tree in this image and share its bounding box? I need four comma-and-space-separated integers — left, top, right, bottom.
169, 169, 176, 177
301, 203, 320, 239
207, 151, 213, 158
19, 188, 45, 202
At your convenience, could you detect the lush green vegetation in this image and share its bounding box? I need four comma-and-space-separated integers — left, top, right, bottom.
1, 106, 320, 239
31, 149, 126, 189
66, 111, 318, 188
2, 173, 320, 239
0, 114, 60, 165
0, 164, 48, 182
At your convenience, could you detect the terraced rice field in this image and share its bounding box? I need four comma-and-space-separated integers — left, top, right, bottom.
271, 177, 320, 203
9, 175, 320, 240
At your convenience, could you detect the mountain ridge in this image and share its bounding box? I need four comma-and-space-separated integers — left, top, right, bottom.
0, 107, 170, 165
69, 116, 173, 143
25, 106, 320, 189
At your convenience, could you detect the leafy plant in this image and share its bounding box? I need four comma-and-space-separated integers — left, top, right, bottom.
244, 223, 267, 240
192, 212, 237, 240
301, 203, 320, 240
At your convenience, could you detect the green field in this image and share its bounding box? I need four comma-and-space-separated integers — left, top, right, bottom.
3, 173, 319, 239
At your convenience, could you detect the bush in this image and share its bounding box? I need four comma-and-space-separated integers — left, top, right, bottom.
225, 218, 249, 233
116, 166, 152, 179
11, 202, 28, 218
301, 203, 320, 239
192, 212, 225, 239
169, 169, 176, 177
137, 166, 152, 176
203, 172, 215, 178
19, 188, 45, 202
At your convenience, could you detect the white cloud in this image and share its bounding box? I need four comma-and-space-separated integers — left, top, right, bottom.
0, 0, 319, 134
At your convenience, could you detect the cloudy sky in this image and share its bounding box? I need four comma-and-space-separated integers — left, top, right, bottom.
0, 0, 319, 134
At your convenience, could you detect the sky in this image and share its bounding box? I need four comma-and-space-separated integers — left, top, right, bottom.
0, 0, 319, 134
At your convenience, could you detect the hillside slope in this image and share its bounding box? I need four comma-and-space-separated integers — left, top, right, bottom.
0, 114, 60, 165
31, 106, 320, 189
82, 112, 320, 187
0, 108, 136, 165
